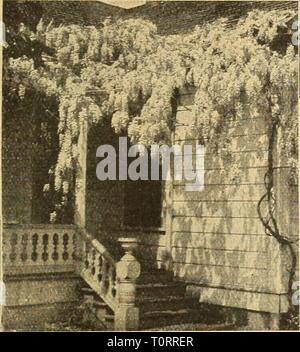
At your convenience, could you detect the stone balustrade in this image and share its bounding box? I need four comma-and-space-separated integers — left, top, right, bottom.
79, 229, 117, 310
3, 225, 142, 330
2, 224, 78, 275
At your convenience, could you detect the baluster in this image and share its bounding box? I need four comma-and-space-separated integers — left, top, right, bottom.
47, 232, 55, 264
52, 233, 59, 263
3, 229, 15, 264
84, 240, 90, 269
9, 232, 18, 263
71, 232, 77, 262
42, 234, 49, 263
31, 233, 39, 263
27, 233, 34, 265
100, 258, 108, 294
91, 248, 96, 276
86, 242, 94, 272
20, 233, 29, 263
67, 231, 75, 263
97, 255, 103, 285
35, 232, 44, 265
56, 233, 65, 264
37, 233, 44, 265
93, 252, 101, 281
62, 233, 69, 262
104, 261, 110, 292
3, 231, 8, 264
76, 234, 85, 272
108, 265, 116, 298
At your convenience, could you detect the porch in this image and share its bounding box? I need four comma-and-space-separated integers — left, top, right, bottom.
2, 87, 298, 331
2, 224, 204, 331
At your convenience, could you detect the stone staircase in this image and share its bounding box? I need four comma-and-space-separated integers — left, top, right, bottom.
78, 268, 219, 330
77, 231, 233, 331
136, 270, 202, 330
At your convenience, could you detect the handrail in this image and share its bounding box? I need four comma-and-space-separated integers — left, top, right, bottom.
3, 224, 141, 329
78, 228, 117, 311
79, 228, 116, 267
3, 223, 76, 229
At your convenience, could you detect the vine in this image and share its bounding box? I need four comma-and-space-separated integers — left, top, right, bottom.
257, 117, 298, 313
4, 10, 298, 286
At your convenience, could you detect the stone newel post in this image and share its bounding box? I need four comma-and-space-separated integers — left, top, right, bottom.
114, 238, 141, 331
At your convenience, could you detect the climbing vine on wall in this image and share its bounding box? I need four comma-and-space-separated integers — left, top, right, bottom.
4, 10, 298, 226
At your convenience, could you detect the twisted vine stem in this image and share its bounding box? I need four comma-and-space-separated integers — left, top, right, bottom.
257, 116, 297, 308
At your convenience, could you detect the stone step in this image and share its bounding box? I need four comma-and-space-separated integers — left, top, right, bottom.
78, 292, 114, 330
79, 286, 229, 331
138, 269, 174, 284
93, 300, 108, 309
104, 314, 115, 330
80, 287, 94, 293
79, 270, 214, 331
106, 314, 114, 323
80, 286, 98, 298
146, 322, 235, 331
137, 282, 186, 298
138, 296, 199, 314
140, 308, 203, 330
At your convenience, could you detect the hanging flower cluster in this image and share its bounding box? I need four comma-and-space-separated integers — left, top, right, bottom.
4, 9, 298, 221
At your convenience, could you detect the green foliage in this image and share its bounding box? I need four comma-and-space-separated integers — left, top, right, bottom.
4, 10, 298, 222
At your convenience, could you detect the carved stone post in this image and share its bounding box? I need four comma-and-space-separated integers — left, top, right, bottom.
115, 238, 141, 331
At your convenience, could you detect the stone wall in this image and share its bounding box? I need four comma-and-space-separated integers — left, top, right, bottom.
3, 273, 82, 330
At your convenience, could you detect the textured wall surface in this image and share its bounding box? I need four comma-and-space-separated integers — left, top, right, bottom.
169, 88, 298, 313
3, 273, 82, 329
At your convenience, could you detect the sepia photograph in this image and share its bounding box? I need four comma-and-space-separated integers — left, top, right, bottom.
0, 0, 299, 333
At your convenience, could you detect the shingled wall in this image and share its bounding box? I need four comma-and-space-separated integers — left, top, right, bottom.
167, 84, 298, 316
